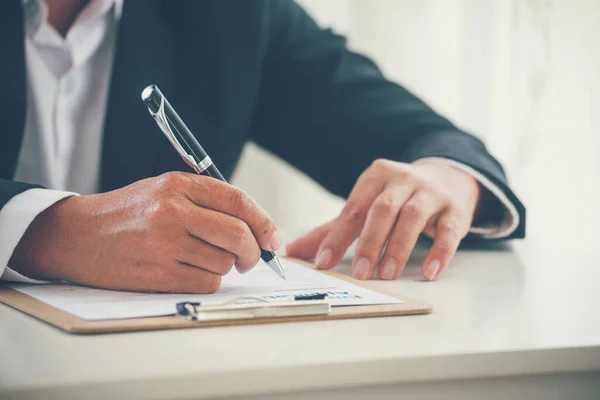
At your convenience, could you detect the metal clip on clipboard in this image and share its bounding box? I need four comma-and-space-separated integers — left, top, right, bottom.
176, 294, 331, 322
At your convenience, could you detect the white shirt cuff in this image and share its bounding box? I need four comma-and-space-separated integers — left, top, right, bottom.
413, 157, 519, 239
0, 188, 78, 283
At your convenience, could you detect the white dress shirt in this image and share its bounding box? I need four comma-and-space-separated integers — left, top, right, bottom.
0, 0, 518, 283
0, 0, 122, 282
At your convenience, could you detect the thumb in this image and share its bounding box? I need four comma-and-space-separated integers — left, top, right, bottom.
285, 223, 330, 261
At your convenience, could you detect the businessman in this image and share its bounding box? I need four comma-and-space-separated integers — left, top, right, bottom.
0, 0, 524, 293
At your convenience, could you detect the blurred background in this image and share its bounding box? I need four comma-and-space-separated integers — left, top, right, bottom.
232, 0, 600, 253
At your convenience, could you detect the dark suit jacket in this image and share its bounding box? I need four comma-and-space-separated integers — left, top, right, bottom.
0, 0, 525, 238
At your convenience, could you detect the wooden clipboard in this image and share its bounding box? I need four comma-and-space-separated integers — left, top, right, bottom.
0, 258, 432, 334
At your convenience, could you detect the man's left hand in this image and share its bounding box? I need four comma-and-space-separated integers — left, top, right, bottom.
286, 159, 480, 281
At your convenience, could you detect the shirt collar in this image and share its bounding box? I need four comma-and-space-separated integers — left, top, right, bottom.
22, 0, 46, 38
22, 0, 123, 40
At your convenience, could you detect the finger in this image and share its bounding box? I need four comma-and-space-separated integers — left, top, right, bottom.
164, 173, 280, 252
313, 163, 390, 270
285, 223, 330, 260
352, 183, 415, 280
176, 236, 236, 276
422, 214, 442, 238
184, 206, 261, 273
421, 209, 469, 281
313, 213, 363, 270
152, 262, 223, 294
378, 190, 445, 280
103, 261, 223, 294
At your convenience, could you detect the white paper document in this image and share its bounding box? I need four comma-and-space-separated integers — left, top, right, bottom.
10, 258, 402, 320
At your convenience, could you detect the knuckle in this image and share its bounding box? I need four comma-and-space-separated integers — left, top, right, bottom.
450, 208, 467, 222
439, 193, 452, 206
159, 197, 183, 217
358, 236, 380, 255
439, 218, 457, 233
222, 254, 236, 272
439, 215, 465, 239
230, 220, 252, 242
394, 164, 414, 181
339, 202, 364, 223
427, 185, 451, 203
157, 171, 187, 190
435, 242, 455, 259
408, 173, 425, 187
229, 189, 253, 216
373, 193, 396, 215
216, 254, 235, 275
370, 158, 392, 172
387, 241, 412, 260
188, 174, 209, 194
204, 275, 222, 294
445, 227, 462, 241
235, 245, 261, 271
419, 182, 435, 194
149, 198, 183, 224
403, 202, 425, 220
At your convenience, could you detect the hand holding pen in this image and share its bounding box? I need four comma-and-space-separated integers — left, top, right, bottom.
9, 145, 282, 294
11, 88, 285, 294
141, 85, 286, 280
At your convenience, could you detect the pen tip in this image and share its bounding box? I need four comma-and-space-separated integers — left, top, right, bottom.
268, 257, 286, 280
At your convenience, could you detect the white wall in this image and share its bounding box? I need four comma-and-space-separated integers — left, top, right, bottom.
232, 0, 600, 249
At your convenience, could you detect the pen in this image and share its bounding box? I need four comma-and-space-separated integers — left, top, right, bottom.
141, 84, 286, 280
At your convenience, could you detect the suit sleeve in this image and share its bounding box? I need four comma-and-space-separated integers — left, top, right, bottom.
250, 0, 525, 239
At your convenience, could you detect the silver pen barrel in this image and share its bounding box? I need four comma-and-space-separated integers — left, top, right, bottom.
266, 257, 286, 280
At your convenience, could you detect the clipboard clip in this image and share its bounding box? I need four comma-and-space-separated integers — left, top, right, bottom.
176, 294, 331, 322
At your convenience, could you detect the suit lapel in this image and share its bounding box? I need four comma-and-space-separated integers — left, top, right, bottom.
100, 0, 175, 191
0, 1, 27, 180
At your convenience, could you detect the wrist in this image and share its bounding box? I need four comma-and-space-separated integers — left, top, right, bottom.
415, 161, 480, 197
9, 195, 80, 281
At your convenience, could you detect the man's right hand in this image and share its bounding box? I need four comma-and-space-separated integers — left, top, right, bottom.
8, 172, 280, 293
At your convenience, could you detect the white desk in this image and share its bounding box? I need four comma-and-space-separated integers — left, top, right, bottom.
1, 240, 599, 400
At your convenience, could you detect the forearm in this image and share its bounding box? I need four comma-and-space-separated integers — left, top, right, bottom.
253, 1, 512, 192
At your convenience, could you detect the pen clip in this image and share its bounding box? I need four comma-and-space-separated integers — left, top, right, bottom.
149, 96, 202, 174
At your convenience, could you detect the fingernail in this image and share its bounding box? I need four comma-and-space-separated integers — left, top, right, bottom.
315, 248, 332, 268
353, 257, 371, 280
423, 260, 440, 281
269, 231, 282, 251
379, 258, 397, 280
